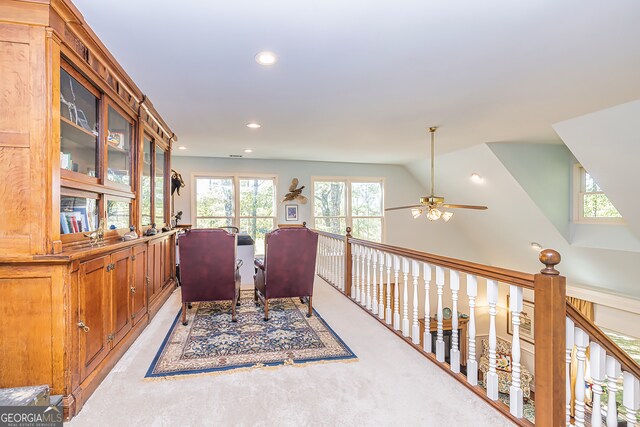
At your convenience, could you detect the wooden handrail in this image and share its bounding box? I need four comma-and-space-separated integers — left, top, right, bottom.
314, 230, 346, 241
348, 237, 536, 289
567, 301, 640, 379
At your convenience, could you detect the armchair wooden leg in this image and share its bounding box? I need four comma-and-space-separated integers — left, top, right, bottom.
231, 294, 240, 322
307, 296, 313, 318
182, 302, 188, 326
263, 300, 269, 321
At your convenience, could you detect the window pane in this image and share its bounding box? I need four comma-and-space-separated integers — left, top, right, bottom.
239, 217, 274, 255
584, 172, 602, 193
141, 137, 152, 226
155, 147, 165, 223
314, 181, 346, 217
106, 107, 132, 186
351, 182, 382, 216
352, 218, 382, 242
195, 218, 233, 228
60, 196, 98, 234
196, 178, 234, 217
583, 194, 621, 218
239, 178, 275, 216
315, 217, 346, 235
106, 200, 131, 230
60, 68, 98, 177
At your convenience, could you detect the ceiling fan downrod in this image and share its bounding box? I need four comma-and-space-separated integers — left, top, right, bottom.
429, 126, 437, 197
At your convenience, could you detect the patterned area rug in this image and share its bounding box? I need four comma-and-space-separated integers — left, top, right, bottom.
146, 291, 357, 378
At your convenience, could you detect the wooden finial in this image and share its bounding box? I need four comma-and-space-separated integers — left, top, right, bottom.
302, 221, 307, 227
346, 227, 352, 237
539, 249, 561, 275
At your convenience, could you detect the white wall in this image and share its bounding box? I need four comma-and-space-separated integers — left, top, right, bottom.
171, 156, 485, 261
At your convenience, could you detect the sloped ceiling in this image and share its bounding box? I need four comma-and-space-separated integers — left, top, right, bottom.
403, 144, 640, 297
72, 0, 640, 163
553, 100, 640, 239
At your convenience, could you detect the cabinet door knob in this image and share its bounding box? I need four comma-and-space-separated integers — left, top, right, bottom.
130, 286, 136, 294
77, 321, 90, 332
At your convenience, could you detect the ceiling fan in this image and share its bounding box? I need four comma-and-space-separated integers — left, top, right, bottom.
385, 127, 488, 222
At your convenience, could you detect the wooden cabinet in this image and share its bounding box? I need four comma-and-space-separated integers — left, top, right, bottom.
0, 1, 179, 420
131, 244, 148, 326
78, 256, 109, 383
110, 249, 132, 347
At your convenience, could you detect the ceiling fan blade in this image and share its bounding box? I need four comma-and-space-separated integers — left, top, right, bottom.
441, 204, 488, 210
385, 204, 425, 212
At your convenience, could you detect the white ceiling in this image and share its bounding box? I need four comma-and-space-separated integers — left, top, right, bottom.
73, 0, 640, 163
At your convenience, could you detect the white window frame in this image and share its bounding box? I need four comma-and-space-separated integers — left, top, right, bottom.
191, 172, 278, 233
311, 176, 385, 241
572, 164, 622, 224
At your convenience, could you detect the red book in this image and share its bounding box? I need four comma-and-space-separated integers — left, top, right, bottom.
70, 216, 79, 233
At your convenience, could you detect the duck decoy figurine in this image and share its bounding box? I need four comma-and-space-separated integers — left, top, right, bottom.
122, 225, 139, 241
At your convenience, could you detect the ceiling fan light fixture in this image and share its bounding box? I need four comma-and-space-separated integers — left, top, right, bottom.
427, 208, 442, 221
411, 208, 423, 219
441, 211, 453, 222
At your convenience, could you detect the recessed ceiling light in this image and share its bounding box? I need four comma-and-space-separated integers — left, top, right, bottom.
530, 242, 543, 251
255, 51, 277, 65
246, 123, 261, 129
178, 146, 187, 150
470, 173, 484, 183
244, 149, 253, 153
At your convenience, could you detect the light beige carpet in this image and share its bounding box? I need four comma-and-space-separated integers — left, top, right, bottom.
68, 278, 515, 427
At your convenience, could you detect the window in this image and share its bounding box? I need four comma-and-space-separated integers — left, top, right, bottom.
193, 175, 276, 254
574, 165, 621, 223
312, 178, 384, 242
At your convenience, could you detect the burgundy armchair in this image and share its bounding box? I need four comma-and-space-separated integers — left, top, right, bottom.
254, 226, 318, 321
179, 229, 241, 324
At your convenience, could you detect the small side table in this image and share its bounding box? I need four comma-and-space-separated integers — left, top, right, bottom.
418, 316, 469, 366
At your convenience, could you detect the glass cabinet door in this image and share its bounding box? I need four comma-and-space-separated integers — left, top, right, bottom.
141, 136, 152, 226
106, 198, 131, 230
60, 68, 99, 177
154, 145, 165, 224
60, 195, 98, 234
106, 106, 133, 187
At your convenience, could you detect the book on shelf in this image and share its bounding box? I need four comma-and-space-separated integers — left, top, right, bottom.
60, 213, 70, 234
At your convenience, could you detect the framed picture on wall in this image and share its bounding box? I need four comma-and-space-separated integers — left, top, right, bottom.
285, 204, 298, 221
507, 296, 535, 344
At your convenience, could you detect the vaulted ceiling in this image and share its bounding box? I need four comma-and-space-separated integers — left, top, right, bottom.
73, 0, 640, 163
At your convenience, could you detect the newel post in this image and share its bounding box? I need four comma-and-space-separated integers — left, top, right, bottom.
534, 249, 566, 426
344, 227, 352, 297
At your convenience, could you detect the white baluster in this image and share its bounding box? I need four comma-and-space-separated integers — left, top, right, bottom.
411, 260, 420, 345
435, 266, 445, 362
361, 246, 367, 306
340, 240, 345, 291
574, 327, 590, 427
622, 371, 639, 426
378, 251, 385, 318
450, 270, 460, 373
590, 342, 606, 427
466, 275, 478, 386
335, 239, 339, 287
350, 244, 357, 299
486, 279, 499, 400
606, 356, 621, 427
393, 255, 401, 330
371, 250, 378, 315
509, 284, 523, 418
365, 247, 372, 309
330, 238, 334, 285
354, 245, 360, 301
385, 253, 392, 324
423, 263, 432, 354
566, 317, 575, 426
401, 257, 410, 337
